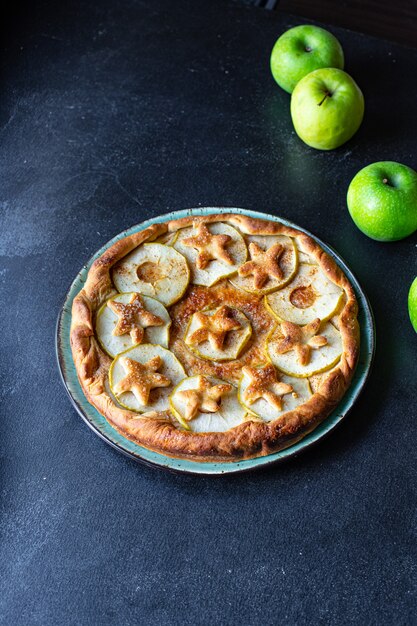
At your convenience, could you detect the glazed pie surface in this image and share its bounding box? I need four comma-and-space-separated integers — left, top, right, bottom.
70, 213, 359, 461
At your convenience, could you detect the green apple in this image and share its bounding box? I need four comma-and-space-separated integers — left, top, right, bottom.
409, 277, 417, 333
270, 25, 344, 94
290, 68, 364, 150
347, 162, 417, 241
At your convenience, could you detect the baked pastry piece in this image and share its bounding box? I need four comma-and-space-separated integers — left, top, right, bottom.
70, 213, 359, 462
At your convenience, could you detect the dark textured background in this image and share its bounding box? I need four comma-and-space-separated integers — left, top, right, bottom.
1, 1, 416, 624
231, 0, 417, 47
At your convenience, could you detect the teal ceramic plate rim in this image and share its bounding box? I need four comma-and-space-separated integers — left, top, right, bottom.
56, 207, 375, 475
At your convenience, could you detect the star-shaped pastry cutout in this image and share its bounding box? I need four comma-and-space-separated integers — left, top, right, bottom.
113, 356, 172, 405
176, 376, 232, 421
275, 318, 328, 366
108, 293, 164, 345
182, 223, 234, 269
187, 306, 242, 350
242, 364, 293, 410
238, 242, 285, 289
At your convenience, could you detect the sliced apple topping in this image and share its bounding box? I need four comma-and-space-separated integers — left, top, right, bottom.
294, 239, 315, 264
184, 305, 252, 361
96, 293, 171, 356
109, 344, 186, 412
230, 235, 298, 295
266, 319, 343, 377
240, 242, 285, 287
176, 377, 232, 420
238, 364, 312, 422
114, 356, 171, 404
108, 293, 163, 344
275, 318, 329, 366
183, 223, 234, 268
265, 263, 343, 324
170, 375, 246, 432
187, 306, 242, 350
241, 364, 293, 409
153, 231, 179, 246
173, 222, 247, 286
113, 243, 190, 306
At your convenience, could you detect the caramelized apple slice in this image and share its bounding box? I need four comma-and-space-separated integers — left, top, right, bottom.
230, 235, 298, 295
173, 222, 247, 286
96, 293, 171, 356
266, 320, 343, 377
113, 243, 190, 306
169, 375, 246, 432
109, 344, 186, 412
184, 305, 252, 362
238, 365, 312, 422
266, 263, 343, 325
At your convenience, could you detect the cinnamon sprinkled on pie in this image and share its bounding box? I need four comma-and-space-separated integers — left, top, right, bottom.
238, 242, 285, 289
182, 223, 234, 269
70, 212, 359, 461
113, 356, 171, 405
242, 364, 293, 410
186, 305, 242, 350
275, 318, 328, 366
108, 293, 164, 345
176, 376, 232, 421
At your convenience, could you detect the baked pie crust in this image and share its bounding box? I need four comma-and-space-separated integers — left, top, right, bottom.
70, 213, 359, 462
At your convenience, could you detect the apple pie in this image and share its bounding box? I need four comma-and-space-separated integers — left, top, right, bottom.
70, 213, 359, 461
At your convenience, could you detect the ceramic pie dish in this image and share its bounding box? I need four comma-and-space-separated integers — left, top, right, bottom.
57, 208, 374, 474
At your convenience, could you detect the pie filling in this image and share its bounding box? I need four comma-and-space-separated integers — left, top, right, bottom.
90, 219, 350, 434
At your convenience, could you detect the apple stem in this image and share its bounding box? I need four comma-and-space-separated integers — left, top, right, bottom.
383, 178, 392, 186
317, 91, 332, 106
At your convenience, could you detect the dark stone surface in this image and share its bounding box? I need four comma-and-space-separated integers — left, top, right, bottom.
0, 1, 416, 624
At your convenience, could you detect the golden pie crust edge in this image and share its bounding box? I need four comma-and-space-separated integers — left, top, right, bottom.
70, 213, 360, 462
